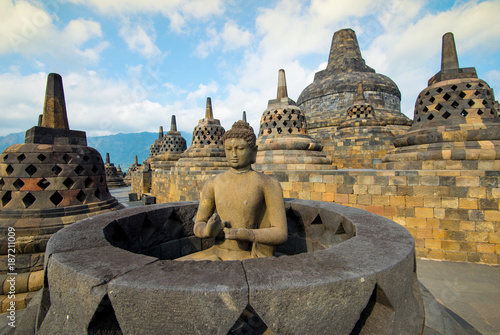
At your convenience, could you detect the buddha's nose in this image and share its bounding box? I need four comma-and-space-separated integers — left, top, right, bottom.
232, 150, 237, 157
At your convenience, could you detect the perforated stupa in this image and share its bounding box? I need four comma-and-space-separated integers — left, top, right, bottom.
254, 69, 332, 171
379, 32, 500, 170
0, 73, 123, 310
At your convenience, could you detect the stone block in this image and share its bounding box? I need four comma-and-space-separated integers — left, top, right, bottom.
444, 251, 467, 262
415, 207, 434, 219
109, 260, 248, 335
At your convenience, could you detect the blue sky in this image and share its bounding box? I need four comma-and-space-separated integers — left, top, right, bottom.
0, 0, 499, 137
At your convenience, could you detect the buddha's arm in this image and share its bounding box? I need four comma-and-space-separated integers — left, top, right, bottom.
193, 181, 223, 238
224, 179, 287, 245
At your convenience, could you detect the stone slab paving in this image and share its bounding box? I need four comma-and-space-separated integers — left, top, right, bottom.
418, 258, 500, 335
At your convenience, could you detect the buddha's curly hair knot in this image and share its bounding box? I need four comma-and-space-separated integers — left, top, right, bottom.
222, 120, 257, 150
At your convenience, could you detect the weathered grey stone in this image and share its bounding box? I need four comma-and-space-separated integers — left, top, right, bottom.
24, 199, 423, 334
108, 260, 248, 335
37, 245, 155, 334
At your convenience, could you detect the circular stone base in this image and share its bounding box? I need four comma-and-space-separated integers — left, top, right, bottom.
23, 199, 424, 334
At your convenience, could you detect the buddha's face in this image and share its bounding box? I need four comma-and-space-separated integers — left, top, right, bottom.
224, 138, 256, 170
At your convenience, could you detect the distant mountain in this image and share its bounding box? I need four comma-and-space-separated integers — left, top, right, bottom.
0, 130, 192, 172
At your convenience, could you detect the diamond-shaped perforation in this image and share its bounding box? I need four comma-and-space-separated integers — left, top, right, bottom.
477, 109, 484, 115
451, 101, 459, 109
0, 178, 4, 190
92, 165, 99, 174
429, 96, 435, 103
442, 111, 451, 119
83, 155, 90, 162
74, 165, 85, 176
2, 154, 8, 162
37, 153, 47, 162
435, 103, 443, 111
94, 188, 102, 200
49, 191, 63, 206
451, 84, 458, 91
6, 165, 14, 175
436, 87, 443, 93
17, 154, 26, 163
427, 114, 434, 120
13, 178, 24, 190
37, 178, 50, 190
84, 177, 93, 188
1, 191, 11, 206
461, 110, 468, 117
52, 165, 62, 175
62, 154, 71, 163
468, 100, 475, 107
63, 177, 75, 189
22, 193, 36, 208
459, 91, 466, 99
228, 305, 269, 334
25, 165, 37, 177
443, 93, 451, 101
76, 190, 86, 203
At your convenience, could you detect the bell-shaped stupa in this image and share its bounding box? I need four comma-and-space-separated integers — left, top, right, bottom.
254, 69, 332, 171
0, 73, 123, 310
123, 155, 141, 186
174, 98, 228, 171
330, 82, 397, 168
104, 153, 126, 188
297, 28, 412, 165
148, 115, 187, 170
379, 32, 500, 170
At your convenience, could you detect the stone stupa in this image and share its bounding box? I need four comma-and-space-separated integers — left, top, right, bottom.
330, 82, 398, 168
254, 69, 333, 171
148, 116, 187, 170
124, 155, 141, 185
173, 98, 228, 172
297, 28, 412, 166
104, 153, 126, 188
379, 32, 500, 170
0, 73, 123, 311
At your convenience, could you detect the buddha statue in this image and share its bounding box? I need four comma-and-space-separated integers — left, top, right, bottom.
178, 120, 288, 261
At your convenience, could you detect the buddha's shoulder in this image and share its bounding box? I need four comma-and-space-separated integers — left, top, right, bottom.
249, 170, 280, 185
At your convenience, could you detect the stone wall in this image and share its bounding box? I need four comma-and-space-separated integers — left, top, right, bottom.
132, 168, 500, 265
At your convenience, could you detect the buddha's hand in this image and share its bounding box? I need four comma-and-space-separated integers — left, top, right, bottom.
224, 228, 255, 242
205, 213, 226, 238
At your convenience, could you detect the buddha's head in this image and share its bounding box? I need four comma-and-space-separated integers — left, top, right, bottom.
222, 120, 257, 169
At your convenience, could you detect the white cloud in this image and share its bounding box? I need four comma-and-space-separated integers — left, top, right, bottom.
0, 1, 107, 64
195, 27, 219, 58
63, 0, 225, 32
119, 21, 162, 60
221, 20, 252, 51
186, 81, 219, 102
363, 0, 500, 118
195, 20, 251, 58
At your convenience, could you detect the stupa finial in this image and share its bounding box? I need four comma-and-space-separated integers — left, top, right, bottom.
277, 69, 288, 99
41, 73, 69, 129
441, 32, 459, 71
205, 97, 213, 119
134, 155, 138, 165
159, 126, 164, 139
171, 115, 177, 132
106, 153, 110, 164
242, 111, 247, 123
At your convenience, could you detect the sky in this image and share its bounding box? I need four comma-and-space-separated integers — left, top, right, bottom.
0, 0, 499, 137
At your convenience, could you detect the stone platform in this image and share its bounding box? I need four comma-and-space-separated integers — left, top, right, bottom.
13, 199, 424, 334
